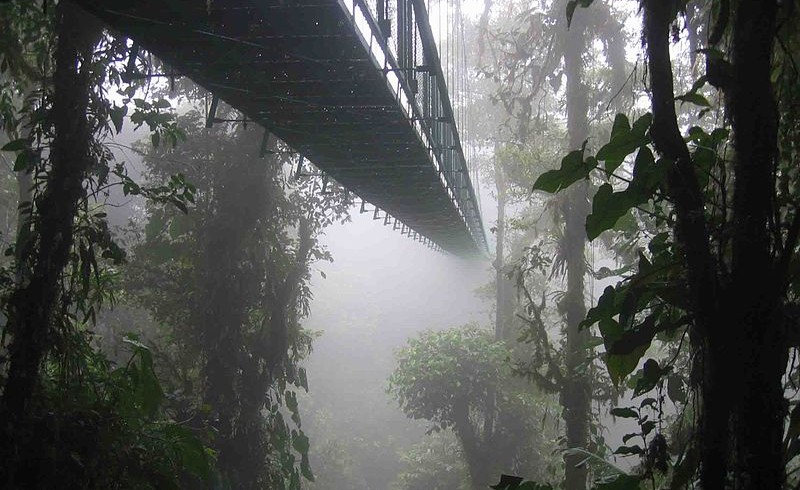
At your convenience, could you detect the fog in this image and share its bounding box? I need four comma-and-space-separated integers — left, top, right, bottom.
302, 210, 491, 489
5, 0, 784, 489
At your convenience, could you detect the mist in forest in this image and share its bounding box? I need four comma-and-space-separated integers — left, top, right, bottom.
302, 213, 490, 490
2, 1, 799, 490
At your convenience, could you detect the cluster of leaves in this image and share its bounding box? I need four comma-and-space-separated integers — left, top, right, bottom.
530, 107, 725, 386
390, 430, 471, 490
389, 325, 560, 487
389, 325, 508, 428
0, 2, 213, 487
496, 0, 738, 487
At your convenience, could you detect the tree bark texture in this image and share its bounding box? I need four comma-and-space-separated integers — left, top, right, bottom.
1, 2, 101, 419
454, 400, 492, 490
562, 6, 591, 490
642, 3, 729, 487
729, 1, 784, 488
643, 0, 785, 488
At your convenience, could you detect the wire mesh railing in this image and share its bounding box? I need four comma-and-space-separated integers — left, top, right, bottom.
339, 0, 487, 254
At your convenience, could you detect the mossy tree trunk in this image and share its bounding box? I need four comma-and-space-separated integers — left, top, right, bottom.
1, 2, 101, 419
561, 5, 591, 490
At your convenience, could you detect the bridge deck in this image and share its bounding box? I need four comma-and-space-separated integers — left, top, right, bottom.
72, 0, 486, 256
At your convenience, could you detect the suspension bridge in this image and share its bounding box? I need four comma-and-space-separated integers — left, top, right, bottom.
72, 0, 488, 256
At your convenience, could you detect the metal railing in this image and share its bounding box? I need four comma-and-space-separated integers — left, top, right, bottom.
339, 0, 487, 254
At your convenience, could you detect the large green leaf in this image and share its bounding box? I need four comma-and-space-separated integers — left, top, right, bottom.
633, 358, 668, 396
1, 138, 30, 152
599, 318, 650, 385
613, 445, 644, 456
596, 113, 652, 174
675, 93, 711, 107
109, 104, 127, 134
292, 431, 310, 454
582, 286, 617, 329
605, 317, 659, 358
586, 184, 645, 241
609, 407, 638, 419
533, 144, 596, 193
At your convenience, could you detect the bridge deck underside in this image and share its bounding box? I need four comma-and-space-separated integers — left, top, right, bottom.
73, 0, 481, 256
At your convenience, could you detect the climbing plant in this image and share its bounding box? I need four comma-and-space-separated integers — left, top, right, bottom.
120, 102, 352, 489
508, 0, 800, 489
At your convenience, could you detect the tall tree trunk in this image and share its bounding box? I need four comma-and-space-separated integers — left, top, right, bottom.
485, 156, 508, 452
562, 6, 590, 490
729, 1, 784, 488
454, 401, 492, 490
641, 2, 726, 486
643, 0, 785, 488
495, 161, 508, 343
1, 2, 100, 419
198, 128, 273, 489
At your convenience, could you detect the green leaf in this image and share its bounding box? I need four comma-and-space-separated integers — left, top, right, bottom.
596, 114, 652, 174
631, 113, 653, 136
109, 105, 127, 134
675, 93, 711, 107
533, 143, 595, 193
610, 113, 631, 139
1, 138, 29, 152
292, 432, 310, 454
606, 315, 660, 357
582, 286, 617, 329
622, 433, 639, 444
610, 407, 638, 419
586, 184, 644, 241
614, 445, 644, 456
566, 0, 594, 27
603, 325, 650, 386
566, 1, 578, 27
640, 397, 657, 409
630, 147, 661, 191
13, 151, 28, 172
153, 98, 172, 109
633, 359, 668, 396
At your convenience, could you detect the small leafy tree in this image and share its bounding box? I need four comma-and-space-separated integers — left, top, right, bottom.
389, 325, 558, 489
